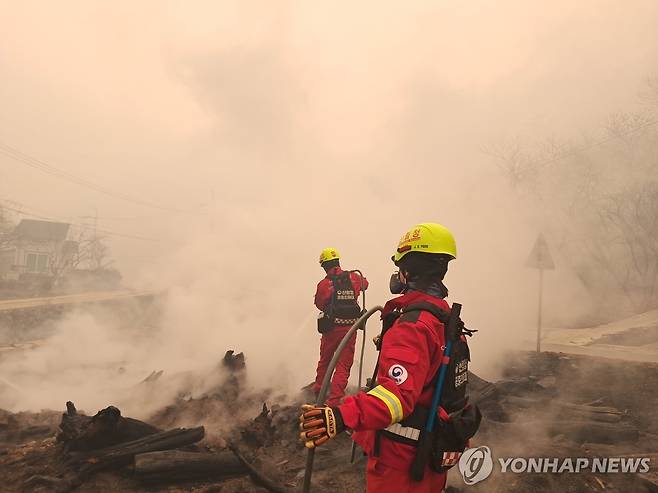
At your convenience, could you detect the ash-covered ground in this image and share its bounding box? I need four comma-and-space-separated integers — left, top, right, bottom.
1, 350, 657, 493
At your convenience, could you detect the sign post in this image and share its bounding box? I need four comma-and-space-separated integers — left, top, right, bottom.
525, 234, 555, 352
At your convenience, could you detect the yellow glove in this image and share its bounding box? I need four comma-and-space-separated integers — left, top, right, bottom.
299, 404, 345, 448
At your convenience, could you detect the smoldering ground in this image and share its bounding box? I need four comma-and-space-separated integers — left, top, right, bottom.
1, 0, 658, 418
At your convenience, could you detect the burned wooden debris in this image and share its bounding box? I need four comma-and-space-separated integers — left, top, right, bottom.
4, 349, 655, 493
52, 399, 289, 492
241, 403, 276, 449
0, 407, 61, 448
65, 424, 206, 475
229, 443, 294, 493
22, 473, 73, 492
30, 349, 291, 492
134, 449, 247, 482
501, 392, 635, 444
222, 349, 246, 372
58, 401, 160, 452
471, 361, 640, 446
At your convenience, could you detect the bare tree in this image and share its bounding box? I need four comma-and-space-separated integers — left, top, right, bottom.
639, 76, 658, 112
583, 184, 658, 312
49, 227, 112, 286
0, 206, 17, 281
87, 234, 112, 271
484, 139, 537, 189
491, 77, 658, 314
0, 205, 16, 250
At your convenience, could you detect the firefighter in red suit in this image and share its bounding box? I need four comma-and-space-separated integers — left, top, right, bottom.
312, 248, 369, 406
301, 224, 479, 493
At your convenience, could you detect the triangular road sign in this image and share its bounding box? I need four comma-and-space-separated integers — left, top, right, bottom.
526, 233, 555, 270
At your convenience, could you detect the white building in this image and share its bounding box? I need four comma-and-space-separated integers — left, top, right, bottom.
0, 219, 78, 281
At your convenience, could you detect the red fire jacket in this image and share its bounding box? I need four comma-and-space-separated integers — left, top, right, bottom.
314, 267, 369, 311
338, 290, 450, 472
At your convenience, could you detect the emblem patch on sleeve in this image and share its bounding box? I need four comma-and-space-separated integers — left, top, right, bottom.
388, 364, 409, 385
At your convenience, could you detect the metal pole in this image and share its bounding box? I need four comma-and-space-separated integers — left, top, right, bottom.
536, 267, 543, 353
93, 208, 98, 270
351, 270, 367, 396
350, 269, 367, 464
356, 332, 366, 394
302, 305, 383, 493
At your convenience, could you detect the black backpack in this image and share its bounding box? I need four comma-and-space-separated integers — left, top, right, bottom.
317, 271, 362, 333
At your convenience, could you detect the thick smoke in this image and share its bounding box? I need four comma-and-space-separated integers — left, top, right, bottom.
1, 1, 658, 413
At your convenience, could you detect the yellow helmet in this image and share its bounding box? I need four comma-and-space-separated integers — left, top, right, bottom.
319, 247, 340, 265
393, 223, 457, 263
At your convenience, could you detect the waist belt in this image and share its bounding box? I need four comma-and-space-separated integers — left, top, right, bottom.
384, 422, 421, 442
334, 317, 358, 325
378, 404, 429, 449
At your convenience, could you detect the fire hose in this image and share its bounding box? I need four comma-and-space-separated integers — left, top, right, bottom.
302, 305, 383, 493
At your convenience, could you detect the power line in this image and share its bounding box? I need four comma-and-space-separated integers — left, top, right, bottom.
78, 215, 153, 221
0, 142, 195, 214
0, 202, 162, 242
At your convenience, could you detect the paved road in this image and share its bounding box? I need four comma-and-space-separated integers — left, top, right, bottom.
524, 309, 658, 364
0, 290, 156, 312
538, 341, 658, 364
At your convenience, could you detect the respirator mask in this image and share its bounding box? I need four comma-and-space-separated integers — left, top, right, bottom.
389, 270, 407, 294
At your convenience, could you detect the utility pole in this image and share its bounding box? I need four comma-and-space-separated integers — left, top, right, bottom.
210, 189, 215, 234
537, 267, 544, 353
93, 207, 98, 270
79, 208, 100, 270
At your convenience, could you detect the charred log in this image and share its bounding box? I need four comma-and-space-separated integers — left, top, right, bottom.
67, 426, 205, 475
23, 474, 73, 492
229, 443, 293, 493
134, 450, 247, 482
222, 350, 246, 372
241, 403, 275, 449
58, 402, 160, 452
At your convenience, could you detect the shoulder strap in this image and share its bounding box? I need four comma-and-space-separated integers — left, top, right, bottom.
402, 302, 450, 325
403, 302, 476, 339
369, 303, 447, 388
376, 302, 450, 353
328, 270, 350, 285
368, 301, 476, 391
325, 273, 340, 313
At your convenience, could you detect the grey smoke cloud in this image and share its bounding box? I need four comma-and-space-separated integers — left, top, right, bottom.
1, 0, 658, 411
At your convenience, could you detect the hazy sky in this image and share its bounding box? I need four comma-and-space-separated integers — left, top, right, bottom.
2, 1, 657, 265
2, 1, 658, 408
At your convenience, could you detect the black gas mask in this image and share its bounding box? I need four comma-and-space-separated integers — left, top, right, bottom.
389, 270, 407, 294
